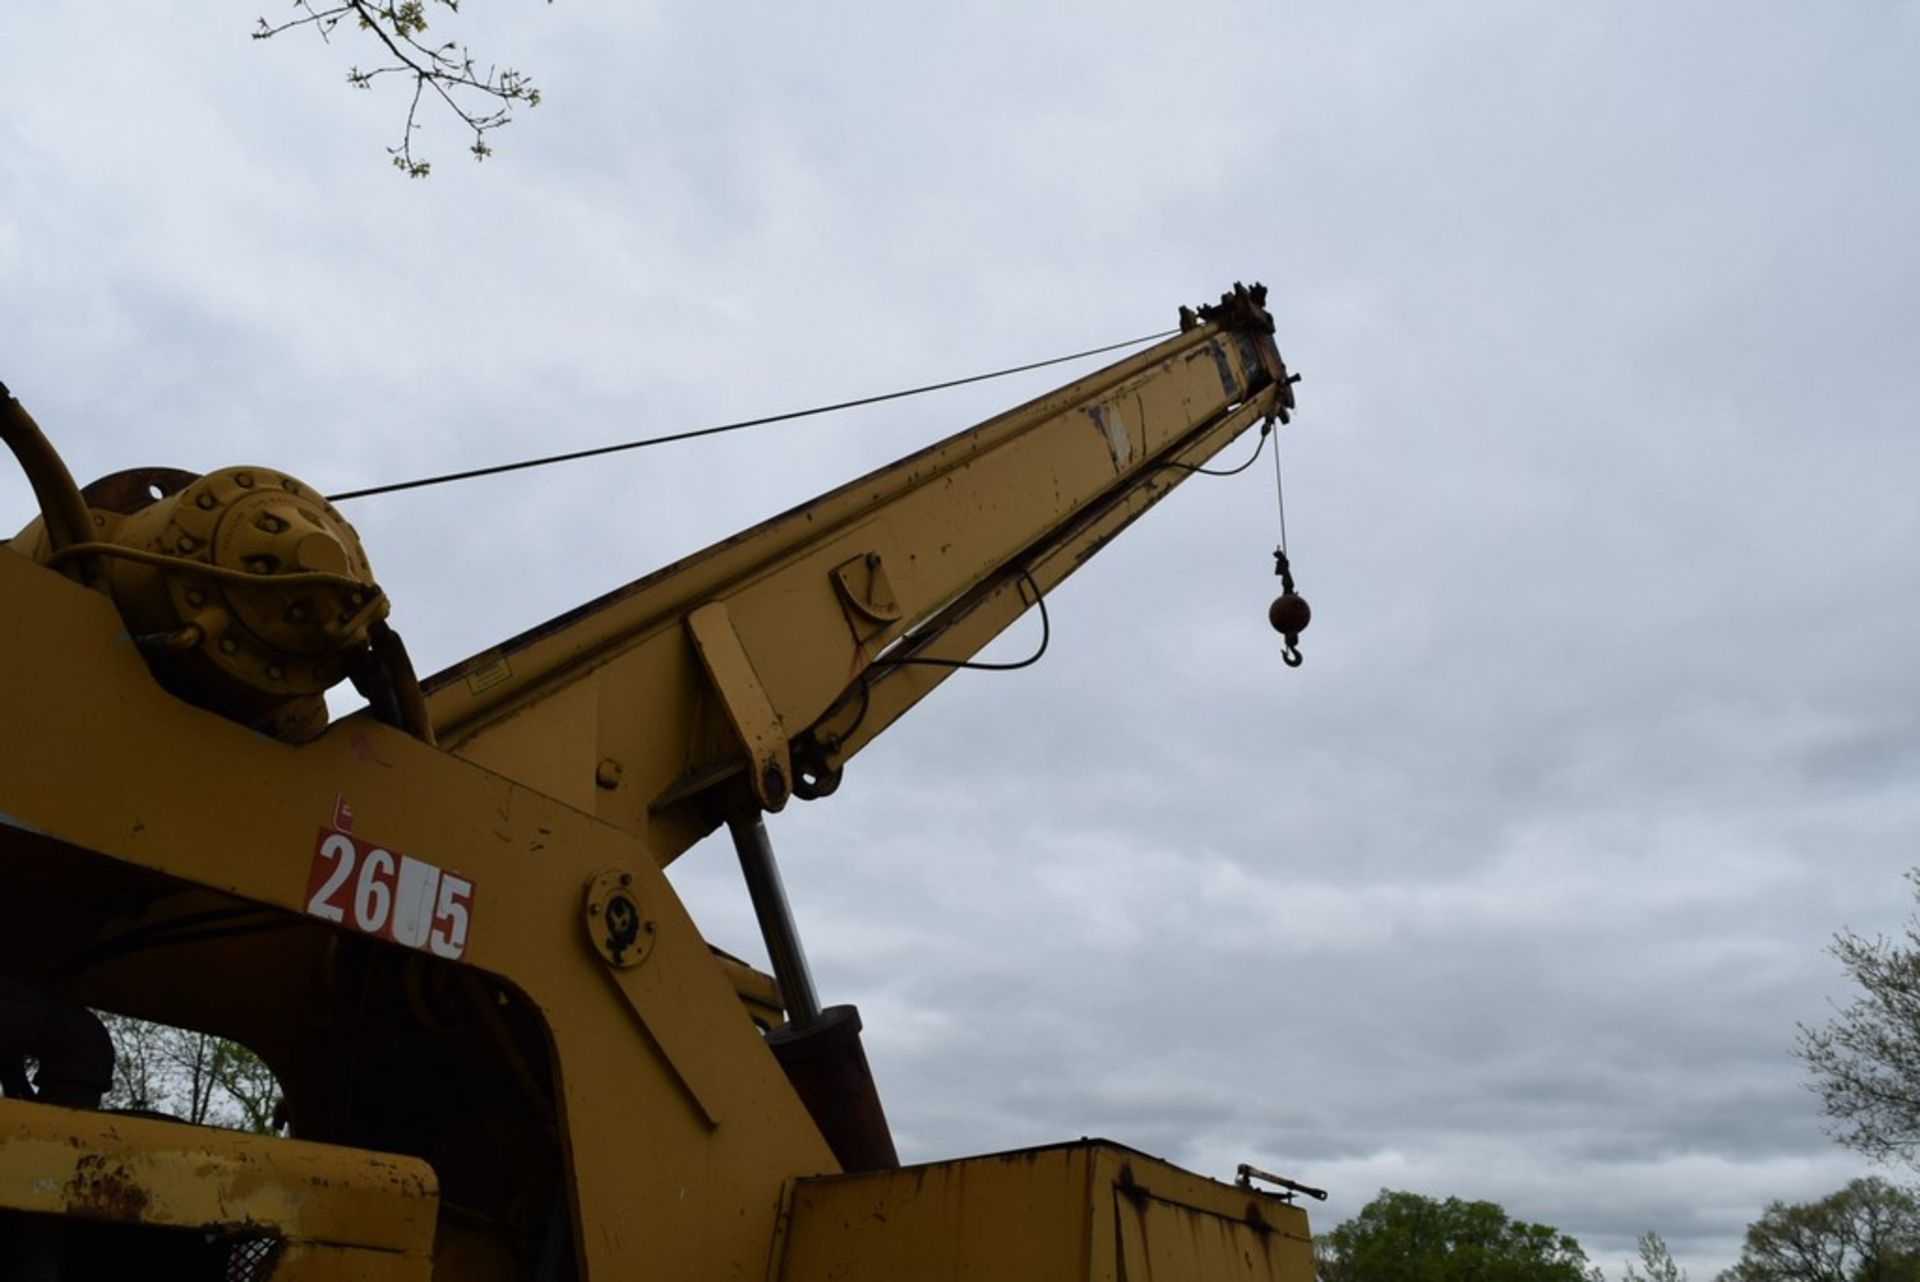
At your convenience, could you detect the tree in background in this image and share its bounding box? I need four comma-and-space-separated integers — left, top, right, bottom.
1716, 1179, 1920, 1282
101, 1013, 282, 1133
1315, 1189, 1601, 1282
252, 0, 541, 176
1800, 875, 1920, 1168
1624, 1232, 1687, 1282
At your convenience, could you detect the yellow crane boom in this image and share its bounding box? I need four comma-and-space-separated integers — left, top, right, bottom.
421, 282, 1294, 861
0, 283, 1316, 1281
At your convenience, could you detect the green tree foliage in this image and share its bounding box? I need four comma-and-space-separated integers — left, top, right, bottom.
253, 0, 542, 176
1624, 1232, 1688, 1282
1800, 874, 1920, 1167
101, 1013, 282, 1133
1717, 1179, 1920, 1282
1316, 1189, 1601, 1282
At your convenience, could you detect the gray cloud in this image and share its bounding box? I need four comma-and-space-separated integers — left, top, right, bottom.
5, 4, 1919, 1279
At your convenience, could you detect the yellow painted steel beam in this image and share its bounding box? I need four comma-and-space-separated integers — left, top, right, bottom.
0, 1096, 436, 1276
821, 393, 1279, 772
419, 288, 1293, 864
773, 1140, 1315, 1281
0, 552, 837, 1279
0, 286, 1302, 1281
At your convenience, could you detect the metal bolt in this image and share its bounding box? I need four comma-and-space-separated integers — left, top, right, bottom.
266, 664, 285, 680
185, 589, 207, 607
595, 758, 624, 790
175, 536, 197, 553
286, 604, 309, 623
196, 493, 216, 511
619, 873, 632, 887
218, 638, 237, 654
235, 472, 255, 488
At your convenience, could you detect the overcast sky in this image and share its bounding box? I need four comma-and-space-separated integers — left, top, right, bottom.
4, 4, 1918, 1276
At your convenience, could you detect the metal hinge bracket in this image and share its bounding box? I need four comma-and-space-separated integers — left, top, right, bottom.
686, 601, 791, 811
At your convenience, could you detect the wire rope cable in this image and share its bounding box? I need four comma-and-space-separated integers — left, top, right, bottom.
1271, 420, 1291, 557
326, 328, 1179, 503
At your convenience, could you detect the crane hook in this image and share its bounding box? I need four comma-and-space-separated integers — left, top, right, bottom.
1268, 548, 1310, 667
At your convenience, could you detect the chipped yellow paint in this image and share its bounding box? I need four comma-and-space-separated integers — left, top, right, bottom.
0, 1097, 435, 1267
775, 1141, 1315, 1282
1, 286, 1304, 1279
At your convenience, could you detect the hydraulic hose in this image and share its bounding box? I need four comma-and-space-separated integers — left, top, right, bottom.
0, 382, 100, 586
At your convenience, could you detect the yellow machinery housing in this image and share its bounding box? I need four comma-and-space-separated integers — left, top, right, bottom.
0, 285, 1317, 1279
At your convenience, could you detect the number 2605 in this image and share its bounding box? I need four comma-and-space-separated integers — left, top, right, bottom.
307, 831, 473, 960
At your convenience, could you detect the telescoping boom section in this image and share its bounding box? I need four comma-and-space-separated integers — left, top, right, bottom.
0, 284, 1314, 1280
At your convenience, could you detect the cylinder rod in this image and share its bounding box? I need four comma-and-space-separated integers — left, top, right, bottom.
726, 812, 822, 1028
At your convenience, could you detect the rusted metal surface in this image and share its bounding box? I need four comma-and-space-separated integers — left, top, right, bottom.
1234, 1163, 1327, 1203
765, 1004, 898, 1174
0, 1096, 436, 1267
774, 1140, 1314, 1281
64, 1151, 154, 1221
78, 466, 199, 515
1114, 1159, 1317, 1282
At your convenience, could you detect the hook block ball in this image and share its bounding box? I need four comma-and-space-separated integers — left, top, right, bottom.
1268, 591, 1312, 637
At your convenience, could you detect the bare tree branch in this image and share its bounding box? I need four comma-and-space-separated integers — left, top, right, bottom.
255, 1, 543, 177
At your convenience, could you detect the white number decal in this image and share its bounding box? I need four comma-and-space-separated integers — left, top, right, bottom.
430, 874, 474, 959
308, 826, 474, 960
354, 848, 396, 934
306, 832, 356, 923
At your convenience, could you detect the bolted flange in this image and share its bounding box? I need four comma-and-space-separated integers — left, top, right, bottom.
14, 462, 386, 738
583, 869, 656, 969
